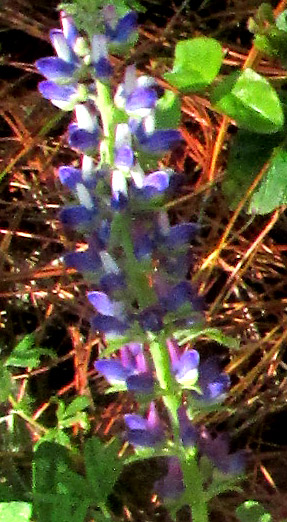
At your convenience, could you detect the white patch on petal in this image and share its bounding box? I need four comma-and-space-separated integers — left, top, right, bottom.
114, 84, 125, 110
143, 112, 156, 134
100, 252, 120, 274
177, 368, 198, 388
76, 183, 94, 209
81, 155, 94, 181
124, 65, 137, 95
112, 169, 128, 196
137, 75, 157, 89
51, 31, 73, 63
75, 104, 97, 131
130, 162, 144, 188
115, 123, 132, 148
92, 34, 108, 62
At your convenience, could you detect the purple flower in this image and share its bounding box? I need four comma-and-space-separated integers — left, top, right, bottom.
88, 291, 130, 336
100, 273, 126, 294
88, 291, 124, 317
140, 170, 170, 199
124, 402, 165, 447
68, 104, 100, 153
36, 14, 80, 85
138, 306, 164, 333
59, 205, 96, 229
58, 165, 98, 192
134, 123, 182, 154
91, 35, 113, 79
64, 248, 101, 272
114, 124, 134, 170
115, 66, 159, 117
91, 315, 129, 336
192, 357, 231, 404
60, 11, 80, 49
38, 81, 79, 110
35, 57, 77, 82
126, 88, 157, 114
68, 125, 100, 152
198, 428, 246, 475
167, 339, 199, 388
49, 29, 79, 65
155, 457, 184, 500
164, 223, 198, 248
95, 343, 154, 393
103, 7, 137, 44
159, 281, 200, 313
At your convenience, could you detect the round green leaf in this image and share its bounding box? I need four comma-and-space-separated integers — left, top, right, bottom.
212, 68, 284, 133
164, 37, 223, 92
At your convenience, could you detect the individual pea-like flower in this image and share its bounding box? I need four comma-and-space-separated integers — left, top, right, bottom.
167, 338, 200, 389
191, 356, 231, 404
114, 65, 160, 117
114, 123, 134, 171
154, 457, 184, 500
38, 81, 87, 111
124, 402, 165, 447
178, 406, 198, 446
103, 5, 138, 45
88, 286, 137, 336
68, 103, 100, 153
95, 342, 154, 393
198, 428, 246, 475
35, 12, 88, 109
36, 12, 80, 83
91, 35, 113, 79
59, 204, 97, 231
130, 115, 182, 154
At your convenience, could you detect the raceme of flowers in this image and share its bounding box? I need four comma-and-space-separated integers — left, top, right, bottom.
36, 6, 244, 506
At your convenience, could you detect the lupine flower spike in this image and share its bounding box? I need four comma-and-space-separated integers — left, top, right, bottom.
36, 7, 245, 522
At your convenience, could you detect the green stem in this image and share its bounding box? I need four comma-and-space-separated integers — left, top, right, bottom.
149, 336, 180, 437
180, 448, 209, 522
96, 79, 115, 166
110, 212, 157, 309
149, 337, 209, 522
9, 396, 47, 436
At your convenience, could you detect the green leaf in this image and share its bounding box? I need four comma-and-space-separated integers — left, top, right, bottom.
33, 442, 90, 522
154, 90, 181, 129
212, 68, 284, 133
248, 147, 287, 214
236, 500, 272, 522
0, 362, 12, 403
6, 333, 54, 369
164, 37, 223, 93
84, 437, 123, 505
174, 326, 240, 350
64, 396, 90, 418
0, 502, 32, 522
223, 130, 280, 210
